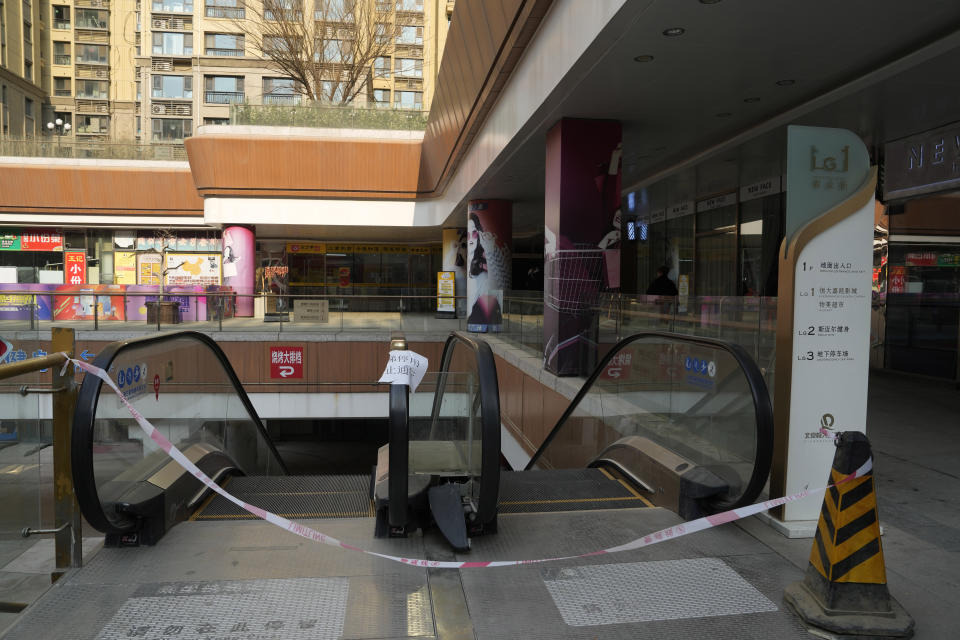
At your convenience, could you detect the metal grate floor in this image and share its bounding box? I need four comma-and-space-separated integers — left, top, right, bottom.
192, 475, 375, 520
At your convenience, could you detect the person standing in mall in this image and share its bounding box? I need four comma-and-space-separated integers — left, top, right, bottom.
646, 265, 678, 296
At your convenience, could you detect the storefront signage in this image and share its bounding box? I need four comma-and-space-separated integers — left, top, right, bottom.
665, 200, 693, 220
776, 125, 874, 524
0, 231, 19, 251
889, 266, 906, 293
649, 209, 666, 224
65, 252, 87, 285
739, 177, 781, 202
695, 192, 737, 213
437, 271, 455, 314
293, 300, 328, 323
21, 230, 63, 251
883, 120, 960, 200
270, 346, 303, 379
286, 242, 434, 255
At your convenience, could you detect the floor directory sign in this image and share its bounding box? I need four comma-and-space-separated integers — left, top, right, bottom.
773, 126, 875, 524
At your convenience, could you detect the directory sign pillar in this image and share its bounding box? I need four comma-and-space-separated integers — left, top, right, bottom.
771, 126, 876, 528
441, 227, 467, 317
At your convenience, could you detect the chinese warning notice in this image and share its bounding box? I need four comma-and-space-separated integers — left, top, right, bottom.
269, 346, 303, 379
65, 251, 86, 285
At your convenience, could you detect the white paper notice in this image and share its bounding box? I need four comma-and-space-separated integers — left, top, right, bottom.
378, 350, 428, 393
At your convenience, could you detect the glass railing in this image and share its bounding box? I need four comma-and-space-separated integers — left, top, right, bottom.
0, 139, 187, 160
528, 332, 774, 514
229, 104, 429, 130
72, 332, 286, 543
0, 370, 55, 552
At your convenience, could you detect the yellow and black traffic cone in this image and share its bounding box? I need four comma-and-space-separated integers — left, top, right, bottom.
784, 431, 914, 638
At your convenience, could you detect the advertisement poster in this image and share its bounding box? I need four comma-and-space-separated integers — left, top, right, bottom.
65, 251, 87, 285
437, 271, 455, 315
165, 253, 221, 287
115, 251, 137, 285
466, 200, 512, 333
222, 226, 254, 316
442, 228, 467, 316
53, 284, 126, 321
138, 253, 162, 285
0, 231, 20, 251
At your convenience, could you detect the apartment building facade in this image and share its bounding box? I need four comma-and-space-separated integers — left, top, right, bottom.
2, 0, 453, 145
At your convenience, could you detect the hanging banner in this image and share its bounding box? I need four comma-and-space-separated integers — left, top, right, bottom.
64, 251, 87, 285
437, 271, 455, 315
773, 125, 874, 524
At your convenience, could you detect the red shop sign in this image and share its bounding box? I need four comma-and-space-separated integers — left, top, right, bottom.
20, 229, 63, 251
64, 251, 87, 285
270, 346, 303, 379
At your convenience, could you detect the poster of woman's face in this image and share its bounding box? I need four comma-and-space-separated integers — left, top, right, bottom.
466, 202, 512, 333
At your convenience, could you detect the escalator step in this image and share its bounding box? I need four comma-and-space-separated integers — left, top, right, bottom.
192, 475, 375, 521
497, 468, 652, 514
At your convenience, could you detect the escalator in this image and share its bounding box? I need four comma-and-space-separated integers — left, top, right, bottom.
71, 329, 772, 550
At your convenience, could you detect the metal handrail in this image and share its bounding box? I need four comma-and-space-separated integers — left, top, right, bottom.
0, 353, 67, 381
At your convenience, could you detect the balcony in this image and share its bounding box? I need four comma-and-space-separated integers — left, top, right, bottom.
204, 48, 243, 57
76, 100, 110, 113
75, 0, 110, 7
151, 15, 192, 30
151, 100, 192, 116
205, 91, 244, 104
76, 64, 110, 79
205, 6, 243, 19
54, 89, 72, 97
75, 17, 109, 30
75, 30, 110, 44
75, 124, 109, 135
263, 94, 301, 106
54, 54, 71, 65
53, 20, 71, 30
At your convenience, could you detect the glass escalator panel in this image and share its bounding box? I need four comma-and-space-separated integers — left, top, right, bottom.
530, 333, 773, 511
73, 332, 285, 536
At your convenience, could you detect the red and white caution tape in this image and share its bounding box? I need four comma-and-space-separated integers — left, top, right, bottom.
65, 355, 872, 569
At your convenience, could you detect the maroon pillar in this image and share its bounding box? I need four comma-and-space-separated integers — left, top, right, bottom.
544, 118, 621, 376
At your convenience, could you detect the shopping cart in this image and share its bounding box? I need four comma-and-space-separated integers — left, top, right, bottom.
544, 249, 605, 313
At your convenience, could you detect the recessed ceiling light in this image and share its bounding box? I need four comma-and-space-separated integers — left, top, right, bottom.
743, 97, 760, 103
633, 55, 655, 63
716, 112, 733, 118
776, 79, 795, 86
662, 27, 686, 37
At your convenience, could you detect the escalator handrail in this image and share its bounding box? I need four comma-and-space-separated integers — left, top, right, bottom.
71, 330, 288, 535
435, 331, 501, 524
524, 331, 774, 512
388, 383, 409, 527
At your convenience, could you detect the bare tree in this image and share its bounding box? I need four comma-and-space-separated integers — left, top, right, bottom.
237, 0, 399, 104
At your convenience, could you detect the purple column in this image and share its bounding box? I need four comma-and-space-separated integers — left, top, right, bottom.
543, 118, 621, 376
222, 225, 255, 317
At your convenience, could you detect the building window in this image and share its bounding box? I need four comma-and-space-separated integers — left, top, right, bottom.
204, 75, 244, 103
151, 118, 191, 141
396, 25, 422, 45
393, 57, 421, 77
152, 32, 193, 56
263, 77, 300, 105
76, 79, 108, 99
316, 0, 355, 21
54, 41, 71, 65
152, 0, 193, 12
393, 90, 421, 110
53, 5, 70, 29
316, 38, 352, 63
264, 0, 302, 21
205, 0, 244, 19
76, 114, 109, 134
374, 56, 390, 77
75, 8, 108, 29
320, 80, 344, 103
54, 77, 71, 96
76, 43, 108, 64
151, 74, 192, 99
371, 88, 389, 107
203, 117, 229, 125
395, 0, 422, 11
24, 98, 35, 137
204, 32, 243, 56
262, 36, 299, 54
24, 60, 33, 82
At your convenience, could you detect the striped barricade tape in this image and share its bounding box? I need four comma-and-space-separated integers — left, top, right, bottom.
63, 355, 872, 569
